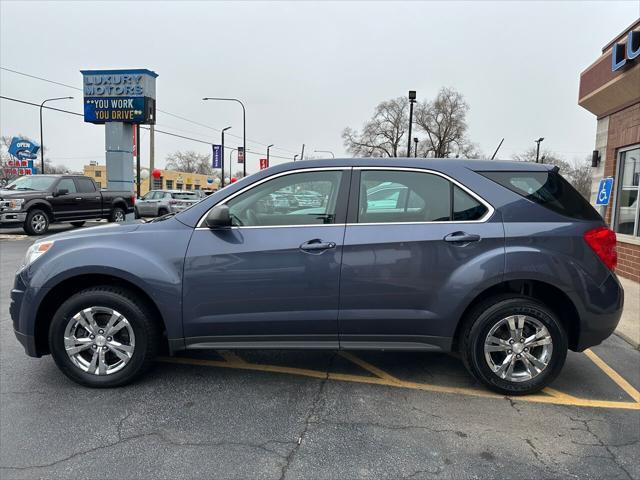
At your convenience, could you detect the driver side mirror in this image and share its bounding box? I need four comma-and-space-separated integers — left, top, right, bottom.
205, 204, 232, 228
54, 188, 68, 197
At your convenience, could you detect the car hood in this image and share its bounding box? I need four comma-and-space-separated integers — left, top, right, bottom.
44, 221, 143, 242
0, 189, 49, 200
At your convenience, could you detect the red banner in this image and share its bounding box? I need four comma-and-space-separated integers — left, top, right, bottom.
259, 158, 269, 170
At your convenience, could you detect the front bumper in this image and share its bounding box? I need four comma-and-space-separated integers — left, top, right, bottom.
10, 271, 42, 357
0, 211, 26, 224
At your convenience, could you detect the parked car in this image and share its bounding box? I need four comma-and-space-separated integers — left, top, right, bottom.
11, 158, 623, 394
135, 190, 200, 218
0, 174, 135, 235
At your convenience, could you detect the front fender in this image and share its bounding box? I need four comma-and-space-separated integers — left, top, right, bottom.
19, 218, 193, 340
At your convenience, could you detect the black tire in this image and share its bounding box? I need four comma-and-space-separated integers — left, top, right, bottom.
157, 208, 169, 217
24, 208, 50, 235
48, 286, 160, 388
70, 221, 86, 228
134, 207, 140, 219
460, 295, 567, 395
110, 206, 126, 223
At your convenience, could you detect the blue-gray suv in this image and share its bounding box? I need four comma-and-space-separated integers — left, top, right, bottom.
10, 159, 623, 395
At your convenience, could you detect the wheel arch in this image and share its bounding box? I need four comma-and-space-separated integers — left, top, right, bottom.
452, 279, 581, 352
34, 273, 169, 356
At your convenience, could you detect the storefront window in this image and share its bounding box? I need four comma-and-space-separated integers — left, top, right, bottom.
614, 146, 640, 236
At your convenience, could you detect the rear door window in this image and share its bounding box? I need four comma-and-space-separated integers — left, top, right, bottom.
481, 170, 601, 221
75, 177, 96, 193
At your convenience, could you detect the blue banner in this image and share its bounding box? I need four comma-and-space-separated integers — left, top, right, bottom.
212, 144, 223, 169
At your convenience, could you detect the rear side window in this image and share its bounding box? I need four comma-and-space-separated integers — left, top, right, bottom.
481, 170, 601, 221
172, 192, 197, 200
358, 171, 489, 223
75, 177, 96, 193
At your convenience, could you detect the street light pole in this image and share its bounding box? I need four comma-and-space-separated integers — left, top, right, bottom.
221, 126, 232, 187
413, 138, 418, 158
267, 144, 274, 166
407, 90, 416, 157
203, 97, 246, 177
314, 150, 335, 158
39, 96, 73, 174
294, 154, 299, 162
534, 137, 544, 163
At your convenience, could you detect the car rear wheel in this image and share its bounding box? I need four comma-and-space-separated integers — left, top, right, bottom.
110, 207, 126, 223
24, 209, 50, 235
48, 286, 160, 387
460, 295, 567, 395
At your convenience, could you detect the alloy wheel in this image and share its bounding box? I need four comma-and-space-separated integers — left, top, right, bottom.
483, 315, 553, 383
63, 306, 135, 375
114, 210, 125, 222
31, 213, 47, 233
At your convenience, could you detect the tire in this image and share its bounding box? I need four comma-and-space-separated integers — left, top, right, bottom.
24, 208, 50, 235
70, 221, 86, 228
48, 286, 160, 388
110, 206, 126, 223
460, 295, 567, 395
157, 208, 169, 217
134, 207, 140, 219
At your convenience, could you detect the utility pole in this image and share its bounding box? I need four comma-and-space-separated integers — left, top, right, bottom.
221, 126, 232, 186
534, 137, 544, 163
407, 90, 416, 157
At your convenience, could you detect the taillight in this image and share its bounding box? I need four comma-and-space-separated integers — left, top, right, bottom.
131, 195, 136, 205
583, 227, 617, 271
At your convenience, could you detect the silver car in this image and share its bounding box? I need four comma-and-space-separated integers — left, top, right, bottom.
135, 190, 200, 218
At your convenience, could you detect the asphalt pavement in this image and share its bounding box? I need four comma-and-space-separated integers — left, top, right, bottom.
0, 225, 639, 479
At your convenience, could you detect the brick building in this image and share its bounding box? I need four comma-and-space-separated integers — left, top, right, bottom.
579, 19, 640, 281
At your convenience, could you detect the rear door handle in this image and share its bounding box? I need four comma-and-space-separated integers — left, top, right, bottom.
74, 197, 82, 201
444, 231, 481, 243
300, 239, 337, 252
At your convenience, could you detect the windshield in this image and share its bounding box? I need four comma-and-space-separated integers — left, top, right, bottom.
5, 176, 58, 191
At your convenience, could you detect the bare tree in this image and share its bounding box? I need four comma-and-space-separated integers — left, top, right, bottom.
414, 87, 475, 158
342, 97, 408, 157
165, 151, 212, 175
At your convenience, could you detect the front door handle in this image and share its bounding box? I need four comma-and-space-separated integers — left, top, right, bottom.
300, 239, 337, 252
444, 231, 481, 243
74, 197, 82, 201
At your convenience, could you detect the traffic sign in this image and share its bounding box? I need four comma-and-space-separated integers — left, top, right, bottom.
595, 177, 614, 206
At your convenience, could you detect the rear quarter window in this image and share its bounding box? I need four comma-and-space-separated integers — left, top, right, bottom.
481, 170, 601, 221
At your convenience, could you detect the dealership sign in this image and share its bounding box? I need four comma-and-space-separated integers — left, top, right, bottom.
259, 158, 269, 170
80, 69, 158, 124
612, 30, 640, 71
212, 145, 223, 169
8, 137, 40, 160
4, 159, 37, 176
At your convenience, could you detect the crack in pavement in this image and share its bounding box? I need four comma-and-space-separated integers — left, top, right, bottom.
0, 409, 296, 472
565, 415, 635, 480
278, 351, 337, 480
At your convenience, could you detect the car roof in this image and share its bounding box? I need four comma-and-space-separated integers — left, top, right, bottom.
271, 157, 555, 172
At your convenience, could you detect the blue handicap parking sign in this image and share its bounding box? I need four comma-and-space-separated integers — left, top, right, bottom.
595, 177, 614, 206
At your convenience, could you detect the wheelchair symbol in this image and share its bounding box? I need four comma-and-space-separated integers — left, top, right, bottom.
599, 186, 609, 203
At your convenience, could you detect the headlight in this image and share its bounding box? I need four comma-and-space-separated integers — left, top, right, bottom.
0, 198, 25, 211
23, 240, 55, 267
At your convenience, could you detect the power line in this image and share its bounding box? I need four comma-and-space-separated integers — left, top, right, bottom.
0, 95, 294, 160
0, 66, 299, 155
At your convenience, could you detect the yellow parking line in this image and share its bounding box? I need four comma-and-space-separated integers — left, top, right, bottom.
157, 356, 640, 411
338, 352, 403, 384
218, 351, 247, 364
584, 349, 640, 403
543, 387, 579, 401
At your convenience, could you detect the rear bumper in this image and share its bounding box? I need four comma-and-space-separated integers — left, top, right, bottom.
574, 273, 624, 351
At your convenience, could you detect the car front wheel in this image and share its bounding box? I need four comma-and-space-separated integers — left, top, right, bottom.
48, 286, 160, 387
461, 295, 567, 395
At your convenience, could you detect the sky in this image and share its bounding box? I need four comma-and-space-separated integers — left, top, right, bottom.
1, 1, 639, 175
